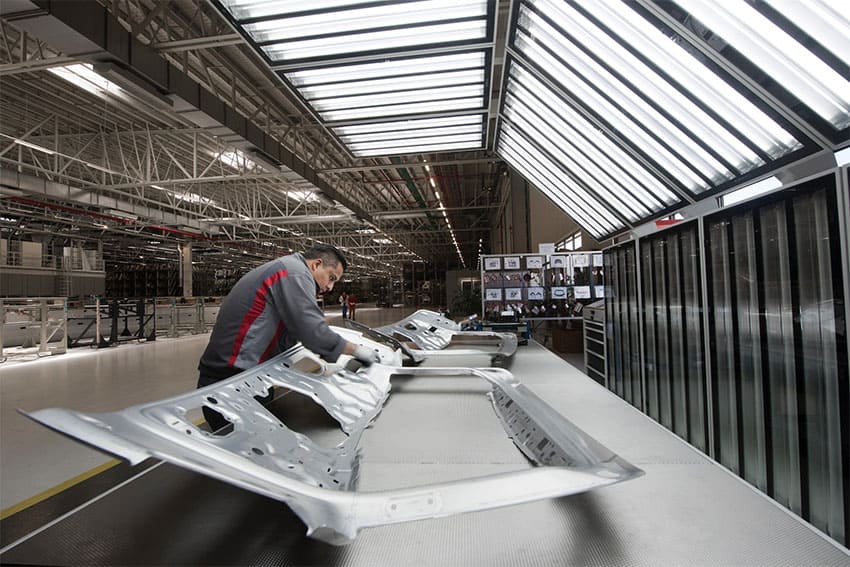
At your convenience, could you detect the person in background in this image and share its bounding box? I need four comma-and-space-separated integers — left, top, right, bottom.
347, 292, 357, 321
196, 244, 379, 431
340, 291, 349, 319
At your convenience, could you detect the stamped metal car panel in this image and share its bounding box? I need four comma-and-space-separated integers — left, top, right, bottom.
373, 309, 518, 365
23, 326, 643, 545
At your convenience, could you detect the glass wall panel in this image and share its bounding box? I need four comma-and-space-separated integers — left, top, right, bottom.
707, 219, 741, 474
604, 243, 642, 409
641, 240, 658, 419
681, 229, 708, 452
655, 239, 673, 429
732, 214, 768, 490
704, 174, 847, 545
639, 222, 707, 448
792, 188, 846, 541
760, 201, 802, 514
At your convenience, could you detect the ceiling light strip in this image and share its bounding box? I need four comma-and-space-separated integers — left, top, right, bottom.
311, 84, 485, 111
504, 89, 657, 219
333, 114, 483, 136
500, 126, 626, 231
499, 143, 608, 238
676, 0, 850, 129
507, 65, 679, 207
586, 0, 801, 159
515, 21, 727, 190
508, 62, 688, 201
322, 97, 484, 122
261, 20, 487, 62
532, 0, 763, 172
242, 0, 487, 40
337, 123, 482, 144
298, 69, 485, 99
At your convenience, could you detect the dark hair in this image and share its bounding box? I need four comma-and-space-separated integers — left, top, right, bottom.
303, 244, 348, 271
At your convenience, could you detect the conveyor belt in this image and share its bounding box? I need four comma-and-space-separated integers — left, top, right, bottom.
2, 343, 848, 566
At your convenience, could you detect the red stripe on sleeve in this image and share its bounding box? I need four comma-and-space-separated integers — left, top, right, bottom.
228, 269, 288, 367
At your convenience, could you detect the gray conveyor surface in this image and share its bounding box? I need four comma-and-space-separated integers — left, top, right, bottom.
1, 342, 848, 566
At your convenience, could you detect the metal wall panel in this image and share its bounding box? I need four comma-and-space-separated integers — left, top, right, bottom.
639, 222, 707, 449
604, 242, 642, 408
704, 173, 848, 545
707, 219, 741, 474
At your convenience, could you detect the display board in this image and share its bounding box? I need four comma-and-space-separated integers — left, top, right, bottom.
480, 252, 604, 320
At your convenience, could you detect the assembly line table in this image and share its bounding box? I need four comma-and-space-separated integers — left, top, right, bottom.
1, 341, 848, 566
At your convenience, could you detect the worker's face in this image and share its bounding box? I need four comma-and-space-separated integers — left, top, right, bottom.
311, 259, 344, 294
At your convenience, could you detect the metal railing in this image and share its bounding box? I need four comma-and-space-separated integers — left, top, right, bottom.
0, 297, 68, 361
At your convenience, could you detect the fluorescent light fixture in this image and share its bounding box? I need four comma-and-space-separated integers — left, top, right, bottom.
245, 0, 486, 42
581, 0, 800, 158
337, 123, 481, 144
286, 190, 318, 202
286, 52, 486, 86
333, 115, 482, 136
373, 238, 394, 244
515, 21, 717, 191
298, 69, 485, 100
261, 20, 487, 61
48, 63, 122, 97
499, 125, 622, 233
312, 84, 484, 112
323, 97, 483, 122
505, 63, 679, 208
352, 139, 482, 157
835, 146, 850, 166
503, 91, 650, 221
529, 0, 765, 171
719, 176, 783, 207
676, 0, 850, 129
14, 139, 55, 155
499, 124, 629, 238
347, 133, 481, 153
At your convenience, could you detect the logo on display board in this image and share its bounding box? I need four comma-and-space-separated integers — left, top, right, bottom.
527, 287, 545, 300
505, 288, 522, 300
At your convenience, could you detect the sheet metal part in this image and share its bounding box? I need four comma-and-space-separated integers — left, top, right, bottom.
375, 309, 518, 366
22, 326, 643, 545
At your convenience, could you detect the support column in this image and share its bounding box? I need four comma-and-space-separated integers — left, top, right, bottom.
180, 242, 193, 298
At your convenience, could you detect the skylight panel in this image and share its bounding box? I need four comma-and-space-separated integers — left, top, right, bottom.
333, 115, 483, 136
297, 69, 485, 100
354, 139, 482, 157
310, 84, 484, 113
215, 1, 493, 157
286, 52, 486, 86
243, 0, 487, 43
322, 98, 483, 122
586, 0, 801, 157
507, 65, 678, 208
532, 0, 765, 172
347, 132, 481, 153
337, 123, 482, 144
515, 10, 725, 191
499, 125, 624, 237
675, 0, 850, 129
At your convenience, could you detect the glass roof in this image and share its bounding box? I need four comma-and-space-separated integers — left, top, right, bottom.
216, 0, 494, 157
496, 0, 847, 240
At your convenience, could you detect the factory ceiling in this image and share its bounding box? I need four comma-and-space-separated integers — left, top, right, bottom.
0, 0, 847, 278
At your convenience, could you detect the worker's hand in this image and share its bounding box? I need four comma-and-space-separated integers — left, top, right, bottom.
352, 344, 381, 366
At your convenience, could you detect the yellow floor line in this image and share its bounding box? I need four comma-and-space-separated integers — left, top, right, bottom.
0, 459, 120, 520
1, 418, 209, 521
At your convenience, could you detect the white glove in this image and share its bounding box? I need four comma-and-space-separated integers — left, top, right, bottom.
352, 344, 381, 366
